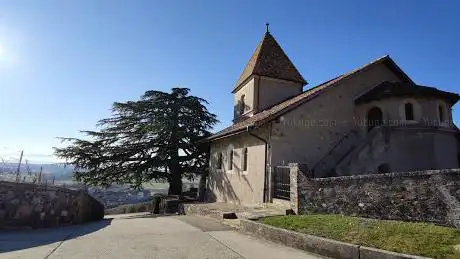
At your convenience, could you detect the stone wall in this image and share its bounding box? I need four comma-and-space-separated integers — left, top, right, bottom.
0, 181, 104, 229
290, 164, 460, 227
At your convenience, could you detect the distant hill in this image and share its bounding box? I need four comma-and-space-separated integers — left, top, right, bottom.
0, 162, 74, 180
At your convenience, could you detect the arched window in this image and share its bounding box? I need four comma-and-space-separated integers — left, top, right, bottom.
438, 105, 444, 122
217, 153, 223, 169
367, 107, 383, 132
405, 103, 414, 120
228, 150, 233, 170
240, 95, 246, 115
242, 148, 248, 171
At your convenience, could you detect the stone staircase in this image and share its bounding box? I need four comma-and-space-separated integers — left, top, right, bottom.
335, 126, 394, 175
436, 181, 460, 228
312, 126, 396, 177
311, 129, 360, 176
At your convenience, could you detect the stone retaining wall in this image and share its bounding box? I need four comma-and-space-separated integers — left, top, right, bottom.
289, 164, 460, 226
0, 181, 104, 229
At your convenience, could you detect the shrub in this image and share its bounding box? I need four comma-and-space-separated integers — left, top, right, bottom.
128, 205, 136, 213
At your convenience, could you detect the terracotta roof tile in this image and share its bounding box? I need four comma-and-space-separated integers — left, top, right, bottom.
355, 81, 460, 104
207, 55, 408, 141
234, 32, 306, 91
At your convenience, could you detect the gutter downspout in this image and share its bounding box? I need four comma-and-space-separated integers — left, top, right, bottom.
247, 126, 269, 203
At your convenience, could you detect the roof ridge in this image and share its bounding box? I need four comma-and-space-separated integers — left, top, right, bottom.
207, 55, 409, 142
355, 80, 459, 104
251, 33, 269, 77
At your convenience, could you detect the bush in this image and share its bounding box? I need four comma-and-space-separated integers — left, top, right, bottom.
128, 205, 136, 213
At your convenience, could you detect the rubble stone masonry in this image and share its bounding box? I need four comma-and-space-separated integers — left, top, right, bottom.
289, 164, 460, 227
0, 181, 104, 229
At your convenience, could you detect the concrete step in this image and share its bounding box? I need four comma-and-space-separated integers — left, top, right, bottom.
183, 202, 287, 221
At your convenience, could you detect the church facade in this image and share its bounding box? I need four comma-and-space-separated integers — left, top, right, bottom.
204, 30, 460, 206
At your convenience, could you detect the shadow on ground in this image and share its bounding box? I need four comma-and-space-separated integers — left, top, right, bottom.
0, 219, 112, 253
174, 215, 233, 232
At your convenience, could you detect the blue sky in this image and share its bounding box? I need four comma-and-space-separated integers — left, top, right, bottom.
0, 0, 459, 163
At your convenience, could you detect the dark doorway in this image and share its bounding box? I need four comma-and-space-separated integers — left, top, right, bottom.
367, 107, 383, 132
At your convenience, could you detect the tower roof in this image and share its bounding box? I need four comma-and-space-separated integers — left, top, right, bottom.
233, 32, 307, 92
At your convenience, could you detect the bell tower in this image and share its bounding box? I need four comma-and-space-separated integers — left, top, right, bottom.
233, 25, 307, 122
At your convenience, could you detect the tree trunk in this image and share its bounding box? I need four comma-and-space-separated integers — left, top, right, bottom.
168, 172, 182, 195
168, 158, 182, 196
168, 110, 182, 196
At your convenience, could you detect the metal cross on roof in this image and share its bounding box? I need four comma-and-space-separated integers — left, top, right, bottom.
265, 22, 270, 33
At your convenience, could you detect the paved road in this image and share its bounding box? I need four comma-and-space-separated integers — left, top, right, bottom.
0, 213, 326, 259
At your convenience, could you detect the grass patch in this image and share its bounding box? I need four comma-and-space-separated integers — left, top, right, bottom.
261, 214, 460, 258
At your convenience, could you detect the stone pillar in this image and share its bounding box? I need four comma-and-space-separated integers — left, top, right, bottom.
289, 163, 299, 213
289, 163, 310, 214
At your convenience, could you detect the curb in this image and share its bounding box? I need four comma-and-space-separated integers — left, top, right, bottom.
239, 219, 431, 259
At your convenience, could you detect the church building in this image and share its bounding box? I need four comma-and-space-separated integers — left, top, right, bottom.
203, 28, 460, 206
